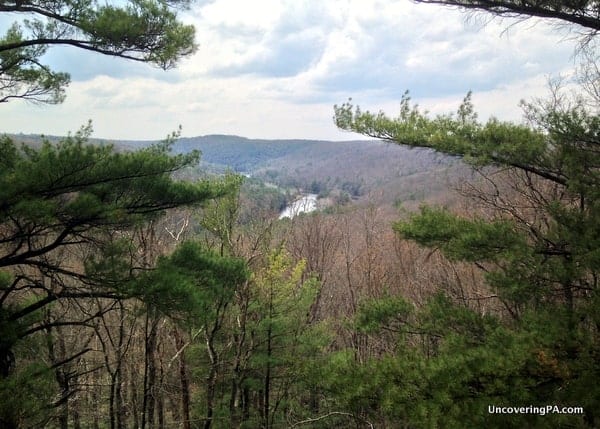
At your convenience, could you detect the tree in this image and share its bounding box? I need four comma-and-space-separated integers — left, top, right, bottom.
0, 0, 196, 104
137, 240, 248, 429
247, 249, 322, 429
334, 6, 600, 426
0, 126, 226, 428
336, 88, 600, 426
412, 0, 600, 40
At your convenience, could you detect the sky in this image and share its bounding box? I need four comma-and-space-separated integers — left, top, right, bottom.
1, 0, 581, 141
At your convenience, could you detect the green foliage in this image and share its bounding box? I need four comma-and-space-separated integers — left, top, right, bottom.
340, 179, 364, 197
249, 249, 321, 379
321, 349, 423, 425
395, 206, 528, 262
335, 76, 600, 427
0, 23, 70, 104
241, 177, 288, 215
332, 293, 596, 428
242, 250, 323, 427
199, 172, 244, 252
133, 240, 248, 319
0, 362, 55, 428
0, 125, 219, 231
0, 0, 196, 103
335, 92, 548, 170
335, 89, 600, 310
0, 128, 229, 427
354, 294, 414, 334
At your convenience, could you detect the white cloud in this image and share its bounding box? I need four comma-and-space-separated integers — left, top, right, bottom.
1, 0, 581, 140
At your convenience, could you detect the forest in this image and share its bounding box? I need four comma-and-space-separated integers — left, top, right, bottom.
1, 0, 600, 428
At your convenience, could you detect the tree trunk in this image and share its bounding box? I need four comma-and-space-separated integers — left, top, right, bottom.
263, 324, 272, 429
0, 338, 17, 429
229, 290, 249, 429
109, 371, 117, 429
242, 386, 250, 422
72, 392, 82, 429
203, 338, 218, 429
91, 365, 100, 429
142, 312, 159, 429
203, 301, 228, 429
174, 328, 191, 429
157, 362, 165, 429
130, 359, 140, 429
47, 325, 70, 429
117, 362, 126, 429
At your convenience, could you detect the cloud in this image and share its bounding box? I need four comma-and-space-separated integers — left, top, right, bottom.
211, 28, 326, 77
188, 0, 576, 101
307, 4, 575, 100
0, 0, 581, 141
189, 1, 332, 78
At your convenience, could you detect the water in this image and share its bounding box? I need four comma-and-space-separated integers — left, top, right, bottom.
278, 194, 318, 219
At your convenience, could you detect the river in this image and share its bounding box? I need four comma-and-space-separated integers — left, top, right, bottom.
278, 194, 318, 219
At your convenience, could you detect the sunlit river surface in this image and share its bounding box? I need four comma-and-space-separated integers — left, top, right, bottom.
278, 194, 318, 219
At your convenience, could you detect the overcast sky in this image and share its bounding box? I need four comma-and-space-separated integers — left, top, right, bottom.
2, 0, 580, 141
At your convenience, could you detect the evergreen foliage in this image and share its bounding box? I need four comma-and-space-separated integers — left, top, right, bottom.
0, 128, 226, 428
335, 63, 600, 428
3, 0, 600, 427
0, 0, 196, 103
133, 241, 249, 319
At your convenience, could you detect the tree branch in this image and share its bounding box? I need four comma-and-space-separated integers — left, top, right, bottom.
413, 0, 600, 32
0, 38, 149, 62
289, 411, 374, 428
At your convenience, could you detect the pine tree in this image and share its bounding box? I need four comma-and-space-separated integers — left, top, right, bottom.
0, 0, 196, 103
334, 65, 600, 429
0, 128, 225, 428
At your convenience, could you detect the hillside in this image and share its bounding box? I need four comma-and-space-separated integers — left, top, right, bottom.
5, 133, 468, 207
171, 135, 468, 207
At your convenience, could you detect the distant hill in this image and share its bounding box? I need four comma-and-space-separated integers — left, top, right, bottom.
5, 133, 470, 206
173, 135, 333, 172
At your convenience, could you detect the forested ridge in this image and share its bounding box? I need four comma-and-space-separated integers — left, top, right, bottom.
1, 0, 600, 428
